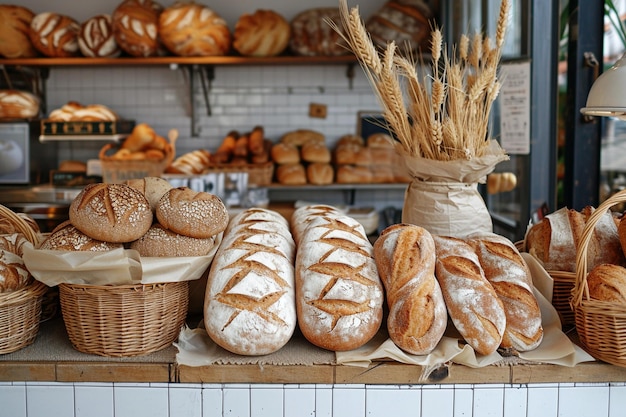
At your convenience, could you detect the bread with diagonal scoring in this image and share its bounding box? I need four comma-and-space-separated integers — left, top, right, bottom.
295, 212, 384, 351
373, 223, 447, 355
204, 208, 297, 355
433, 235, 506, 355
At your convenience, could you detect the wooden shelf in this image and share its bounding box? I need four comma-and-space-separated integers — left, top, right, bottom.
0, 55, 358, 68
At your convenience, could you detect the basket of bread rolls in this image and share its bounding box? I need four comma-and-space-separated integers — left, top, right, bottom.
22, 180, 228, 357
0, 205, 48, 354
571, 189, 626, 367
99, 123, 177, 183
523, 204, 625, 328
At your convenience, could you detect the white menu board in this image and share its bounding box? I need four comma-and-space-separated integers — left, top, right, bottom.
499, 61, 531, 155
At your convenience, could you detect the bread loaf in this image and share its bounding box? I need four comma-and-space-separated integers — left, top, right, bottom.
78, 14, 121, 58
295, 212, 384, 351
204, 208, 297, 355
159, 2, 230, 56
125, 176, 173, 212
130, 223, 217, 257
433, 235, 506, 355
365, 0, 432, 53
276, 163, 307, 185
29, 12, 80, 57
468, 233, 543, 352
336, 165, 372, 184
271, 143, 300, 165
233, 9, 290, 57
69, 183, 153, 243
373, 224, 447, 355
165, 149, 212, 175
112, 0, 162, 57
290, 8, 349, 56
306, 163, 334, 185
0, 233, 30, 258
0, 242, 31, 292
0, 90, 40, 120
281, 129, 325, 147
301, 141, 331, 164
290, 204, 343, 246
0, 5, 37, 58
39, 220, 123, 252
587, 263, 626, 303
155, 187, 228, 239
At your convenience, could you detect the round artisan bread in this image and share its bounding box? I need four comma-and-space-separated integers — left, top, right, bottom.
159, 2, 230, 56
587, 263, 626, 303
39, 220, 124, 252
289, 8, 349, 56
125, 176, 173, 212
130, 223, 217, 257
0, 90, 40, 120
0, 233, 31, 257
365, 0, 432, 53
112, 0, 162, 57
69, 183, 153, 243
155, 187, 229, 239
29, 12, 80, 57
0, 5, 37, 58
78, 14, 121, 58
0, 248, 31, 292
233, 9, 290, 57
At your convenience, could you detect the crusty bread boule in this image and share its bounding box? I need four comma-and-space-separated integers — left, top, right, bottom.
125, 176, 173, 212
130, 223, 217, 257
29, 12, 80, 57
0, 5, 37, 58
39, 220, 124, 252
156, 187, 228, 239
69, 183, 153, 243
233, 9, 290, 57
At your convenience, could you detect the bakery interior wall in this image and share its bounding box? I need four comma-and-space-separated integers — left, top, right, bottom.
17, 0, 408, 211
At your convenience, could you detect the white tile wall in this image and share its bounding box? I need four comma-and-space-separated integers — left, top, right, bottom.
2, 382, 626, 417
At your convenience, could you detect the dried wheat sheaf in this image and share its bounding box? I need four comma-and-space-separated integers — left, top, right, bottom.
330, 0, 511, 161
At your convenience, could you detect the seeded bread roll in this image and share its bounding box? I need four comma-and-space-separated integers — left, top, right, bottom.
29, 12, 80, 57
204, 208, 297, 355
39, 220, 123, 252
233, 9, 290, 57
69, 183, 153, 243
295, 212, 384, 351
78, 14, 121, 58
125, 176, 173, 212
155, 187, 228, 239
0, 5, 37, 58
130, 223, 217, 257
433, 235, 506, 356
373, 224, 447, 355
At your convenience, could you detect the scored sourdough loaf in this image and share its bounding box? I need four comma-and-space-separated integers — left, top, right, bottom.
468, 233, 543, 352
233, 9, 290, 57
295, 212, 384, 351
156, 186, 229, 239
290, 204, 343, 246
433, 235, 506, 355
69, 183, 153, 243
39, 220, 124, 252
204, 208, 297, 355
129, 223, 217, 257
373, 224, 447, 355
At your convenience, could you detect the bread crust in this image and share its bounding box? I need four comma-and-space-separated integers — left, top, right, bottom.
39, 220, 123, 252
130, 223, 217, 257
0, 5, 37, 58
233, 9, 290, 57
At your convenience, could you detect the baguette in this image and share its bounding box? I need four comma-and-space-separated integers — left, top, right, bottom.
295, 212, 384, 351
468, 233, 543, 352
204, 208, 297, 355
373, 224, 447, 355
433, 235, 506, 355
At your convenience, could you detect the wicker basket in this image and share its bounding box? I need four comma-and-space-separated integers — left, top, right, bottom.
205, 162, 275, 186
572, 189, 626, 367
0, 205, 48, 354
99, 140, 176, 183
59, 280, 189, 357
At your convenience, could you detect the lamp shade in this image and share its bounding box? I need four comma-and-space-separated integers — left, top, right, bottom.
581, 52, 626, 119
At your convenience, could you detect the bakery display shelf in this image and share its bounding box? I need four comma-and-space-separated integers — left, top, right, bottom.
3, 317, 626, 384
0, 55, 358, 68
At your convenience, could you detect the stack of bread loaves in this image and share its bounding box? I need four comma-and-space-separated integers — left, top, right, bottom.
272, 129, 334, 185
39, 179, 228, 258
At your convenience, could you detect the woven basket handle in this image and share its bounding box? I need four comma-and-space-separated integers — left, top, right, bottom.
571, 189, 626, 307
0, 204, 41, 245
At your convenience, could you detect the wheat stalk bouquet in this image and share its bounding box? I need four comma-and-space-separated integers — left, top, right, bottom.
332, 0, 510, 162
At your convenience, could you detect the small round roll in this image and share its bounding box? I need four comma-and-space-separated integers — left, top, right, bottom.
130, 223, 217, 257
69, 183, 153, 243
156, 187, 229, 239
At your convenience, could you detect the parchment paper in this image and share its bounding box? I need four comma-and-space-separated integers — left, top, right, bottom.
22, 233, 222, 286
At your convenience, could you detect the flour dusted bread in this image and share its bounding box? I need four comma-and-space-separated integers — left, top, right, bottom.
78, 14, 121, 58
468, 233, 543, 352
587, 264, 626, 303
155, 187, 228, 239
295, 212, 384, 351
373, 224, 447, 355
69, 183, 153, 243
125, 176, 173, 212
233, 9, 290, 57
0, 5, 37, 58
290, 204, 343, 245
130, 223, 217, 257
29, 12, 80, 57
433, 235, 506, 355
112, 0, 162, 57
39, 220, 123, 252
204, 208, 297, 355
159, 2, 230, 56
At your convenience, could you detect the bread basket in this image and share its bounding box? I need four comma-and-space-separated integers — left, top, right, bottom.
571, 189, 626, 367
59, 280, 189, 357
0, 205, 48, 354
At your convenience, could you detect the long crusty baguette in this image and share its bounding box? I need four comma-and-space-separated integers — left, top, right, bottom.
296, 212, 384, 351
433, 235, 506, 356
204, 208, 297, 356
373, 224, 447, 355
468, 233, 543, 352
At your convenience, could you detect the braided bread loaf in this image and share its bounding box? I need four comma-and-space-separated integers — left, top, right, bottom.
204, 208, 297, 355
295, 211, 384, 351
